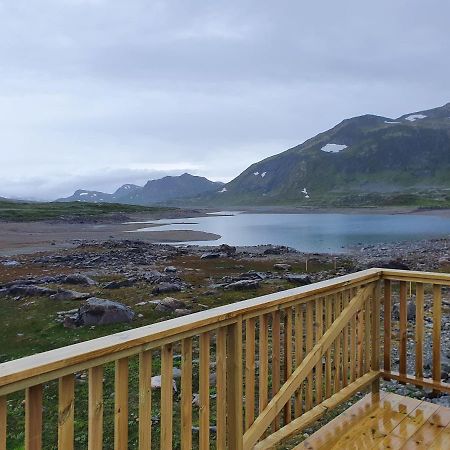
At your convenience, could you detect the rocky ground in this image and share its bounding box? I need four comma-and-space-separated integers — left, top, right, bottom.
2, 236, 450, 448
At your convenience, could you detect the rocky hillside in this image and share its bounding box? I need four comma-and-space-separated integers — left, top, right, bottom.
58, 173, 222, 206
204, 102, 450, 207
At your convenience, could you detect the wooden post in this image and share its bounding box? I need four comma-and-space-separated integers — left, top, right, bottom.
88, 366, 104, 450
271, 311, 281, 431
371, 283, 381, 394
58, 375, 75, 450
216, 328, 227, 449
227, 320, 243, 450
383, 280, 392, 372
399, 282, 407, 378
284, 308, 293, 424
0, 396, 5, 450
181, 339, 193, 450
138, 352, 151, 450
259, 314, 269, 413
415, 284, 424, 379
433, 285, 442, 395
294, 304, 304, 417
26, 384, 43, 450
199, 333, 210, 450
245, 318, 256, 431
160, 344, 173, 449
114, 358, 129, 450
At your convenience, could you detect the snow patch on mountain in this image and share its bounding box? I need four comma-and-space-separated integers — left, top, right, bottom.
321, 143, 348, 153
404, 114, 427, 122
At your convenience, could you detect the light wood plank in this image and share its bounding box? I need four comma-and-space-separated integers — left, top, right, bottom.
259, 314, 269, 413
26, 384, 43, 450
350, 304, 357, 383
284, 308, 293, 424
114, 358, 129, 450
0, 396, 5, 450
271, 310, 281, 430
245, 318, 256, 431
314, 299, 323, 405
160, 344, 173, 450
216, 328, 227, 449
181, 339, 193, 450
381, 370, 450, 394
199, 332, 210, 450
399, 281, 408, 377
415, 283, 425, 379
305, 301, 314, 410
294, 304, 304, 417
371, 283, 381, 394
341, 291, 349, 388
58, 374, 75, 450
364, 294, 371, 374
88, 366, 104, 450
227, 320, 243, 450
138, 352, 151, 450
433, 284, 442, 394
333, 294, 342, 393
384, 279, 392, 372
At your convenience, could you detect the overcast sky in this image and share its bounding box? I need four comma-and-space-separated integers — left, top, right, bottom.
0, 0, 449, 199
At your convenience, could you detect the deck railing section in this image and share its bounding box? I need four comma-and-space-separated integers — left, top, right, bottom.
1, 268, 449, 449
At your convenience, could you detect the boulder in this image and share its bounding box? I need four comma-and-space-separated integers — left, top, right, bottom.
285, 274, 312, 285
218, 244, 236, 256
200, 252, 221, 260
64, 297, 135, 327
150, 375, 177, 392
7, 285, 57, 297
164, 266, 177, 273
173, 308, 191, 317
151, 297, 186, 313
273, 263, 292, 271
392, 301, 416, 321
263, 246, 290, 255
50, 289, 91, 301
152, 283, 182, 295
224, 280, 260, 290
61, 274, 97, 286
104, 278, 135, 289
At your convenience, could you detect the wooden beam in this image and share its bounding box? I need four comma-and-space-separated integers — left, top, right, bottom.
381, 370, 450, 394
114, 358, 129, 450
245, 318, 256, 430
253, 371, 380, 450
138, 352, 151, 450
216, 328, 227, 449
26, 384, 43, 450
199, 333, 210, 450
88, 366, 104, 450
415, 283, 424, 379
0, 396, 5, 450
160, 344, 173, 450
383, 279, 391, 372
181, 339, 192, 450
58, 375, 74, 450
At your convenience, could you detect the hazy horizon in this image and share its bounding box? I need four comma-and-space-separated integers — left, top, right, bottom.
1, 0, 449, 200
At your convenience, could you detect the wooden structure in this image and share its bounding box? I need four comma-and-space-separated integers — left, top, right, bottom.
0, 268, 449, 449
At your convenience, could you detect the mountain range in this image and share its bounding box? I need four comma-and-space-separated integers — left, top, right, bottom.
13, 102, 450, 208
57, 173, 223, 205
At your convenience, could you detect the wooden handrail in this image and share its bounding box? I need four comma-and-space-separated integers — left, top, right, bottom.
0, 268, 381, 393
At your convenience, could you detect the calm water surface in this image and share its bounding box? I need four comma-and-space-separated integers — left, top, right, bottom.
129, 212, 450, 253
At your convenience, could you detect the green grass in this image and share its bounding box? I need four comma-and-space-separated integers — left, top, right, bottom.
0, 200, 173, 222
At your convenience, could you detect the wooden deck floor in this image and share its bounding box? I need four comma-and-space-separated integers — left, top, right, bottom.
295, 390, 450, 449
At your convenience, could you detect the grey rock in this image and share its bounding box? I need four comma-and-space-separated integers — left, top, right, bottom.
218, 244, 236, 256
50, 289, 91, 301
164, 266, 177, 273
224, 280, 260, 290
7, 285, 57, 297
151, 297, 186, 312
201, 252, 221, 260
392, 301, 416, 321
173, 308, 191, 317
64, 297, 135, 327
152, 282, 182, 294
285, 274, 312, 285
104, 279, 135, 289
61, 274, 97, 286
150, 375, 177, 392
273, 263, 292, 271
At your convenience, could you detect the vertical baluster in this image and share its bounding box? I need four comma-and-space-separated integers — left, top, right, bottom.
325, 296, 333, 397
271, 311, 281, 431
115, 358, 129, 450
26, 384, 43, 450
88, 366, 104, 450
294, 304, 304, 417
216, 328, 227, 449
181, 339, 193, 450
245, 318, 256, 431
371, 283, 381, 394
259, 314, 269, 413
415, 283, 424, 379
399, 281, 407, 378
138, 352, 151, 450
0, 396, 5, 450
364, 292, 371, 374
357, 294, 365, 379
333, 294, 342, 392
58, 374, 74, 450
314, 298, 323, 404
342, 291, 349, 388
305, 301, 314, 411
161, 344, 173, 449
433, 285, 442, 394
227, 320, 243, 450
384, 280, 392, 372
199, 333, 210, 450
284, 308, 293, 424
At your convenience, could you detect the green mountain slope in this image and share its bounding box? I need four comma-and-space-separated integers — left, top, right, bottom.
205, 102, 450, 207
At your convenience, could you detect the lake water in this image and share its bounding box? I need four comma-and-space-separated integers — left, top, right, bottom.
129, 212, 450, 253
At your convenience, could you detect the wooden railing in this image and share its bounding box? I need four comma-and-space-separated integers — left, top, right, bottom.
0, 268, 449, 449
